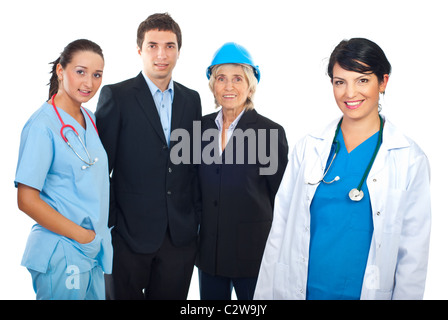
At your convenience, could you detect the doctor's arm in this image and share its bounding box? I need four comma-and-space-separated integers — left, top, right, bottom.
392, 151, 431, 299
17, 184, 96, 244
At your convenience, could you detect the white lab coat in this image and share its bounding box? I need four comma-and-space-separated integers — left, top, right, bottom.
254, 115, 431, 300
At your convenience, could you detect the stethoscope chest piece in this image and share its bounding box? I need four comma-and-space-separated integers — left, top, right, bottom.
349, 188, 364, 201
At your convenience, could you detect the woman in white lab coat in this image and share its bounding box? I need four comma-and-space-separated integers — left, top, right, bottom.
254, 38, 431, 300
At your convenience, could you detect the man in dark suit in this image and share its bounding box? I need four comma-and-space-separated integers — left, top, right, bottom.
95, 13, 201, 300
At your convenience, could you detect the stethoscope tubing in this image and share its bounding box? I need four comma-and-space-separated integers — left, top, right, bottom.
308, 115, 384, 201
51, 94, 99, 169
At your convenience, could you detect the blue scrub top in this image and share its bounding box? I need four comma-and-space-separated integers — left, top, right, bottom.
306, 129, 378, 300
15, 102, 112, 274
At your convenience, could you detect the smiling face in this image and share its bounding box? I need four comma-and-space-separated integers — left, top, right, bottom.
138, 29, 180, 90
57, 50, 104, 106
332, 63, 389, 123
213, 64, 252, 114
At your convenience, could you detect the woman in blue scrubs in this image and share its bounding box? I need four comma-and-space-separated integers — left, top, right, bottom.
15, 39, 112, 300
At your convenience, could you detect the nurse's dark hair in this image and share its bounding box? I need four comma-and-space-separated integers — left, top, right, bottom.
48, 39, 104, 100
327, 38, 391, 83
137, 12, 182, 50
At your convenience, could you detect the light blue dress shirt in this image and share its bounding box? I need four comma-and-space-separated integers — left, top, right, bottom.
142, 72, 174, 146
306, 129, 378, 300
15, 102, 113, 275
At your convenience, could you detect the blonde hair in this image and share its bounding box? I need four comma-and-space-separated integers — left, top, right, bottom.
208, 63, 258, 110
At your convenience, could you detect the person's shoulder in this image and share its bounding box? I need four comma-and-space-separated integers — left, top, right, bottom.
250, 109, 285, 130
173, 81, 200, 97
20, 102, 55, 138
103, 74, 142, 93
25, 102, 54, 127
202, 111, 219, 121
384, 117, 427, 159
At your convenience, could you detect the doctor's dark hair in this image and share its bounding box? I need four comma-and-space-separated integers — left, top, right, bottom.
48, 39, 104, 100
137, 13, 182, 50
327, 38, 391, 83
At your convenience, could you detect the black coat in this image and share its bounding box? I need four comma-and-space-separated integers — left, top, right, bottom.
196, 109, 288, 278
95, 73, 202, 254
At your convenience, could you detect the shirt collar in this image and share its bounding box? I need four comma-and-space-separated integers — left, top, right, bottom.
215, 108, 245, 131
142, 72, 174, 98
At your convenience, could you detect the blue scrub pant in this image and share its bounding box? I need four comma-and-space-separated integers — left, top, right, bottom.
198, 269, 257, 300
28, 242, 105, 300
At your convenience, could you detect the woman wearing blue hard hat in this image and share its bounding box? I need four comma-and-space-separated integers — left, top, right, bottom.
196, 42, 289, 300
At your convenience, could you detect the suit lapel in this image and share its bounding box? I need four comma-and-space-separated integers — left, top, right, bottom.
222, 109, 258, 161
170, 82, 185, 132
235, 109, 257, 131
134, 73, 167, 144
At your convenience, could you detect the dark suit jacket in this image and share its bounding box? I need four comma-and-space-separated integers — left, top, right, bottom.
95, 73, 202, 254
196, 109, 288, 278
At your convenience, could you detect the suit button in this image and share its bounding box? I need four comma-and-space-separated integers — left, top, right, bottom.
168, 167, 172, 173
162, 145, 168, 150
167, 191, 172, 195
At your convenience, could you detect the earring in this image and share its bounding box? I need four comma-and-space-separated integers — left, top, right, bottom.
378, 92, 384, 113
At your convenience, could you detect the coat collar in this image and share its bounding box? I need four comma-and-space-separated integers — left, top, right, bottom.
307, 115, 411, 179
202, 108, 259, 161
309, 115, 410, 151
203, 108, 258, 129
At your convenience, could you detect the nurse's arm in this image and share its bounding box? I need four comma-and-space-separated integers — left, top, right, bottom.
17, 183, 95, 244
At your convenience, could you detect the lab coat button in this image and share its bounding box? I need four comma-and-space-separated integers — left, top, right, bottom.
376, 211, 381, 216
373, 178, 377, 182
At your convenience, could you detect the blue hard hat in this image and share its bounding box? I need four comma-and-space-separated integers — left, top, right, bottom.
206, 42, 260, 82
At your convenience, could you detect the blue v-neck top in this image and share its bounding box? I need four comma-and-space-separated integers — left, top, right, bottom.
306, 129, 379, 300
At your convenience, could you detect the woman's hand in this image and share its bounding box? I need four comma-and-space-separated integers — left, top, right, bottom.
17, 183, 96, 244
77, 228, 96, 244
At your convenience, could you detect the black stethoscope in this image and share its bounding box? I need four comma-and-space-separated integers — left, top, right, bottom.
308, 116, 384, 201
51, 94, 99, 170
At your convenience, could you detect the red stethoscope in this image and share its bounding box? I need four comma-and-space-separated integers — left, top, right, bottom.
51, 94, 99, 170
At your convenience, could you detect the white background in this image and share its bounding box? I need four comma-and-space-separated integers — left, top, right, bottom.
0, 0, 446, 300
